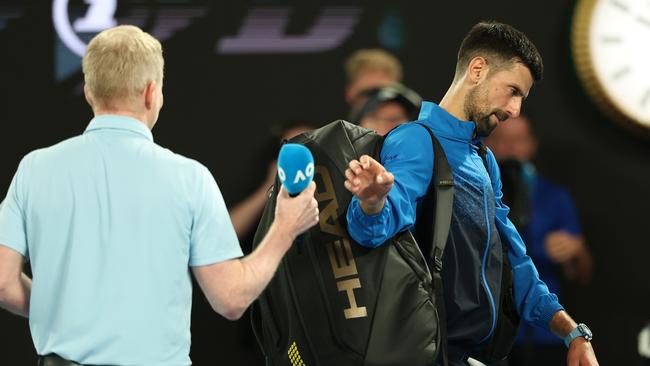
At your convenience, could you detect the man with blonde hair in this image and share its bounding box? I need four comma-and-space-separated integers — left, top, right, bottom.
344, 48, 403, 108
0, 25, 318, 365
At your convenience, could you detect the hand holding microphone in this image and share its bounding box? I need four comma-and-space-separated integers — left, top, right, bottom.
274, 144, 319, 239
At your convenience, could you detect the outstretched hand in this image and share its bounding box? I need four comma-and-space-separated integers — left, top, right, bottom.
344, 155, 394, 215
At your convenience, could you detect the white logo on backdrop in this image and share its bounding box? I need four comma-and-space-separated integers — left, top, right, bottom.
217, 7, 360, 54
52, 0, 117, 57
53, 1, 359, 57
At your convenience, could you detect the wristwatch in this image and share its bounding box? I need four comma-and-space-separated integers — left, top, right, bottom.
564, 323, 593, 347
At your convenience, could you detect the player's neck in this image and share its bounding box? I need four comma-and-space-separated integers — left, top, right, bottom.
439, 82, 469, 121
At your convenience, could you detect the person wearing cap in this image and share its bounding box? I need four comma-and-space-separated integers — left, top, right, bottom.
350, 84, 423, 136
0, 25, 319, 365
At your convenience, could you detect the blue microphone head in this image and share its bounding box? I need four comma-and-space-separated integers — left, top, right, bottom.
277, 143, 315, 195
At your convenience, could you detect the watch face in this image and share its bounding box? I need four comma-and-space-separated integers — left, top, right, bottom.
578, 323, 593, 339
573, 0, 650, 136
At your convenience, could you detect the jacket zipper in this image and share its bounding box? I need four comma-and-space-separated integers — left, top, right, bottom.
472, 146, 497, 344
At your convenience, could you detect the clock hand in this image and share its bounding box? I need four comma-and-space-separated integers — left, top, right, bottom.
611, 0, 629, 13
637, 16, 650, 28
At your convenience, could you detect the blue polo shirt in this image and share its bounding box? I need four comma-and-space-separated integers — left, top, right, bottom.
0, 115, 243, 365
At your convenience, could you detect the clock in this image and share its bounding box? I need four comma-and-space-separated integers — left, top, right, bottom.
572, 0, 650, 137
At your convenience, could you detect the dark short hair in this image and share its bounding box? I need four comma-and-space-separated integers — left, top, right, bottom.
456, 21, 543, 82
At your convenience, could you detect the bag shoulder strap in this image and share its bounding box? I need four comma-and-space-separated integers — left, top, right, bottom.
413, 122, 454, 366
412, 123, 454, 271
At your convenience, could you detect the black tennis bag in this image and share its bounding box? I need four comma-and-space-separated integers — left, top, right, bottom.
250, 120, 455, 366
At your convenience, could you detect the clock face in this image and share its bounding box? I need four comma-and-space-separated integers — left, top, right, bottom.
573, 0, 650, 134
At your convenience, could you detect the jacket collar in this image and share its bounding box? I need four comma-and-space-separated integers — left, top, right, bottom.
418, 101, 477, 143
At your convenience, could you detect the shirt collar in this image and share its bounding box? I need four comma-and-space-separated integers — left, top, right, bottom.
418, 101, 477, 143
84, 114, 154, 142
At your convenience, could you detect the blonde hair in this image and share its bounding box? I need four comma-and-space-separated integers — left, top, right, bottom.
344, 49, 403, 84
83, 25, 164, 108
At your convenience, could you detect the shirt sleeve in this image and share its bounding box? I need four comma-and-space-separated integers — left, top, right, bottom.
485, 149, 565, 330
0, 155, 30, 257
189, 164, 243, 267
346, 123, 434, 247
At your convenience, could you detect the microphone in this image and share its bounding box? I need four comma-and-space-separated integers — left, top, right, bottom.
277, 143, 315, 196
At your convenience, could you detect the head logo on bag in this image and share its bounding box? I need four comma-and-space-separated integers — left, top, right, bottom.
316, 166, 367, 319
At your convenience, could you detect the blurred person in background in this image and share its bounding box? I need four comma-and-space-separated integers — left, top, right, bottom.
485, 115, 594, 366
344, 48, 403, 111
349, 83, 422, 136
229, 121, 315, 242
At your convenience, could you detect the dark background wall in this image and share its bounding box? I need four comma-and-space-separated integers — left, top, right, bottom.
0, 1, 648, 365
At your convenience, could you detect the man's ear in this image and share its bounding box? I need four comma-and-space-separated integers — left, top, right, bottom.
83, 84, 94, 108
143, 81, 156, 111
467, 57, 489, 84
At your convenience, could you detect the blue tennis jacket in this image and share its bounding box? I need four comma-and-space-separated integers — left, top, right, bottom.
346, 102, 564, 348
